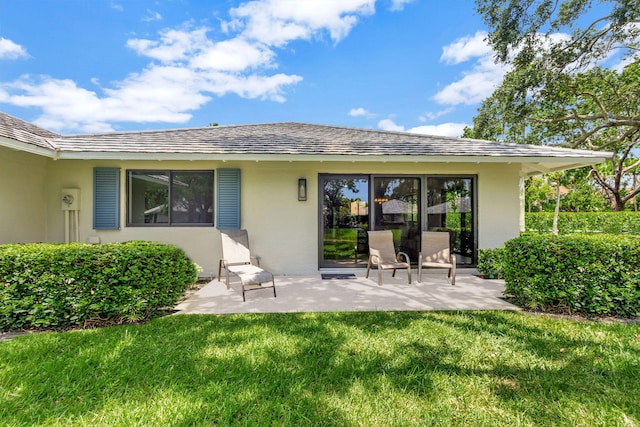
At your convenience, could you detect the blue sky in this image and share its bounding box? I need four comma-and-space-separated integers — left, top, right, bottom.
0, 0, 596, 136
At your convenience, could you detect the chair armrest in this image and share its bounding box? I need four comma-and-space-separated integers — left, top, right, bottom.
226, 261, 251, 267
397, 252, 411, 264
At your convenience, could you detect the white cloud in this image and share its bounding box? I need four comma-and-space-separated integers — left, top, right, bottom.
225, 0, 375, 46
190, 38, 275, 71
3, 1, 384, 132
142, 9, 163, 22
612, 55, 638, 72
433, 59, 508, 105
0, 0, 383, 132
349, 107, 373, 117
434, 31, 577, 107
127, 27, 211, 63
378, 118, 467, 137
408, 123, 467, 137
377, 118, 404, 132
440, 31, 491, 65
0, 38, 28, 60
389, 0, 414, 11
434, 34, 510, 106
419, 107, 453, 122
110, 2, 124, 12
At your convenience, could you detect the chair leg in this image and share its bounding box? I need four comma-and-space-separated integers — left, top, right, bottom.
217, 259, 223, 282
392, 268, 397, 277
451, 258, 456, 286
272, 279, 277, 298
418, 263, 422, 283
365, 258, 372, 279
377, 268, 383, 286
407, 268, 411, 284
225, 269, 231, 289
242, 285, 246, 302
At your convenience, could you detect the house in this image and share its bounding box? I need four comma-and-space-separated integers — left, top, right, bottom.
0, 111, 609, 276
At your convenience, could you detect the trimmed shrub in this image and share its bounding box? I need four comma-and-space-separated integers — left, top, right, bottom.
503, 234, 640, 317
525, 212, 640, 234
0, 241, 197, 330
477, 248, 506, 279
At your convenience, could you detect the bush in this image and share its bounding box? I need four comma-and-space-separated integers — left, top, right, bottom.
477, 248, 506, 279
503, 234, 640, 317
525, 212, 640, 234
0, 241, 197, 331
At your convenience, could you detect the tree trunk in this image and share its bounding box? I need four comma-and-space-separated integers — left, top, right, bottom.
611, 194, 625, 212
552, 181, 561, 236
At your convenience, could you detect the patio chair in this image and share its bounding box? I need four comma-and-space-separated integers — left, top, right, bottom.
365, 230, 411, 286
218, 229, 276, 301
418, 231, 456, 285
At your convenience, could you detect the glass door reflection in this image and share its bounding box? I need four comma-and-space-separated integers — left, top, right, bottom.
320, 176, 369, 267
426, 177, 475, 265
372, 177, 420, 262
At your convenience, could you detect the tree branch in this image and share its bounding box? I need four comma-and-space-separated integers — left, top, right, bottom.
590, 168, 616, 194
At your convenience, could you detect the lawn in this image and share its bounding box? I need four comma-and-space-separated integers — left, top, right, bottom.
1, 311, 638, 426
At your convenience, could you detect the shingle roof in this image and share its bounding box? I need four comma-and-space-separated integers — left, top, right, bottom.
0, 112, 608, 169
53, 122, 605, 160
0, 112, 59, 150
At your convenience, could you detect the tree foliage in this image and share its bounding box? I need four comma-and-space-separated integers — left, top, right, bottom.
469, 0, 640, 210
476, 0, 640, 70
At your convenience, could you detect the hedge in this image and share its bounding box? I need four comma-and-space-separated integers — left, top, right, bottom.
477, 248, 506, 279
503, 234, 640, 317
525, 212, 640, 234
0, 241, 197, 331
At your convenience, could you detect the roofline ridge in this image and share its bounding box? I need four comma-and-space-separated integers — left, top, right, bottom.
58, 120, 469, 142
58, 121, 306, 139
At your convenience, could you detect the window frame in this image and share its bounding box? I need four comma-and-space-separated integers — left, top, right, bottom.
126, 169, 215, 227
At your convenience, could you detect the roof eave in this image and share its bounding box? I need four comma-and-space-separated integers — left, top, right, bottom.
55, 151, 611, 166
0, 136, 58, 158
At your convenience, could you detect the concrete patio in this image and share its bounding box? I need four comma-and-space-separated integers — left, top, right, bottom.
174, 271, 519, 314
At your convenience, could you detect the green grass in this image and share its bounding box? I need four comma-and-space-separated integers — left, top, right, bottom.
1, 311, 639, 426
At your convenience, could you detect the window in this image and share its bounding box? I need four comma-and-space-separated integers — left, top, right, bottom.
127, 170, 214, 226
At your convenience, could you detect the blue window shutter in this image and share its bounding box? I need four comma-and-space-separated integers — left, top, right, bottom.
217, 168, 241, 229
93, 167, 120, 230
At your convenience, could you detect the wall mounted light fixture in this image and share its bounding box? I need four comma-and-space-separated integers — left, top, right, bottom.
298, 178, 307, 201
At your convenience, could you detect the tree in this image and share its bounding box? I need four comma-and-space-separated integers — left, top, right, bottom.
525, 176, 555, 211
475, 0, 640, 71
469, 0, 640, 210
468, 59, 640, 210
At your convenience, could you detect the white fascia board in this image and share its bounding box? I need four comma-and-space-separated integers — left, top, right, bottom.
55, 151, 611, 165
0, 136, 58, 158
521, 160, 610, 177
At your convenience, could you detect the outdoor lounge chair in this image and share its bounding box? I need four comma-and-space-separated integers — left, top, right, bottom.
365, 230, 412, 286
218, 229, 276, 301
418, 231, 456, 285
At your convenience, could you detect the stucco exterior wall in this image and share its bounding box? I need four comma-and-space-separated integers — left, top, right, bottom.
41, 159, 523, 276
0, 146, 49, 244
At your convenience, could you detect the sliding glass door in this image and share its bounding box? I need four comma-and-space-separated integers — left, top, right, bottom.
319, 174, 476, 268
320, 175, 369, 267
425, 177, 475, 265
372, 177, 421, 262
